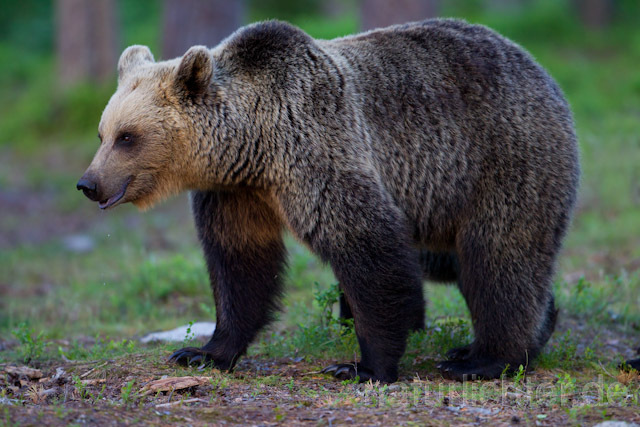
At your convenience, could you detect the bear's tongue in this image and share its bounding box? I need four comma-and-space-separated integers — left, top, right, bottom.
98, 177, 131, 210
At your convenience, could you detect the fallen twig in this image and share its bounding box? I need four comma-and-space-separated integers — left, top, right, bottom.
155, 398, 208, 408
598, 360, 617, 379
80, 361, 109, 378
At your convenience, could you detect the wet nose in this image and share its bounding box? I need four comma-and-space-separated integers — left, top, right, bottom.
77, 178, 99, 201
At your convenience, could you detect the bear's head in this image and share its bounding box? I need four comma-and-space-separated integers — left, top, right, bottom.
77, 44, 215, 211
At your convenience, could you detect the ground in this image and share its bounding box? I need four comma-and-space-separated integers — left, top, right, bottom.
2, 346, 640, 426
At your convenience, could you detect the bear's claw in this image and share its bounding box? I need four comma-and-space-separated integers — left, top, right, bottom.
168, 347, 212, 367
445, 344, 472, 361
321, 363, 375, 382
437, 357, 510, 381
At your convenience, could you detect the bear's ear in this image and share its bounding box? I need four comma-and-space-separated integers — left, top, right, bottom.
175, 46, 213, 97
118, 45, 154, 82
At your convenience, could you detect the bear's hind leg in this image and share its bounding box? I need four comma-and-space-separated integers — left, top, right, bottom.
322, 238, 425, 383
169, 189, 286, 370
437, 230, 557, 381
317, 217, 425, 383
337, 248, 456, 327
445, 296, 557, 364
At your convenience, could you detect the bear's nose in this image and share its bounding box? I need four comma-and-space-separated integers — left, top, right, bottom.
77, 178, 99, 201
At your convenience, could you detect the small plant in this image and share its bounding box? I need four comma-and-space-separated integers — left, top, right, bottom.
72, 375, 91, 401
183, 320, 196, 345
95, 384, 107, 401
273, 405, 285, 422
120, 379, 136, 406
537, 329, 579, 370
313, 282, 341, 327
3, 407, 12, 427
11, 322, 46, 364
209, 373, 229, 391
53, 404, 67, 421
557, 372, 577, 406
512, 364, 527, 387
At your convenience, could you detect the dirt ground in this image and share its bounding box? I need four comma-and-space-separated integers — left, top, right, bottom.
2, 350, 640, 426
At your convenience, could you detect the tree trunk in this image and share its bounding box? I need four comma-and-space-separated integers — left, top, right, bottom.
162, 0, 245, 59
56, 0, 118, 86
360, 0, 440, 31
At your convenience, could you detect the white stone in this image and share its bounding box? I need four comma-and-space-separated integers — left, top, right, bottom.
140, 322, 216, 343
594, 422, 639, 427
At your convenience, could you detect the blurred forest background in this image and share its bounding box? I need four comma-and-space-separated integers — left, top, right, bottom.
0, 0, 639, 350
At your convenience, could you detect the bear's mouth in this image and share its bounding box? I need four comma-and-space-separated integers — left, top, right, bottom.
98, 176, 132, 210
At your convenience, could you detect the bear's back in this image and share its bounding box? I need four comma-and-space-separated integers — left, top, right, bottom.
218, 20, 578, 250
319, 19, 578, 248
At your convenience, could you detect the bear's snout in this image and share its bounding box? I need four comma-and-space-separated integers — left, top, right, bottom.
77, 177, 99, 202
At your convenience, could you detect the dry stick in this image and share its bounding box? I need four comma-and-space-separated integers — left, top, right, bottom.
80, 361, 109, 378
155, 398, 207, 408
598, 360, 617, 379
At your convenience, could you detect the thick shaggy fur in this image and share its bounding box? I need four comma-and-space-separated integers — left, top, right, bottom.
80, 19, 580, 383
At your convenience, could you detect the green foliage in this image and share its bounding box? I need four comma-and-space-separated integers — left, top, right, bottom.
537, 329, 597, 370
123, 254, 207, 301
405, 318, 472, 360
72, 375, 91, 400
120, 379, 137, 406
249, 0, 324, 21
58, 337, 135, 361
256, 281, 358, 361
0, 0, 53, 53
11, 322, 46, 364
313, 282, 341, 327
0, 0, 161, 151
96, 254, 210, 326
183, 320, 197, 346
556, 275, 640, 325
512, 364, 527, 386
0, 61, 115, 150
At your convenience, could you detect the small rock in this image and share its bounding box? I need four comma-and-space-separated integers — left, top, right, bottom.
52, 367, 66, 381
0, 396, 20, 406
140, 322, 216, 343
61, 234, 95, 253
594, 422, 639, 427
465, 406, 498, 416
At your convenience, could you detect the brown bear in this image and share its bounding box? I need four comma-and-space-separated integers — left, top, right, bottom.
77, 19, 580, 383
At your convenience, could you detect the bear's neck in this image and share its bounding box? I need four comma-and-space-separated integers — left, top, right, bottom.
188, 95, 288, 190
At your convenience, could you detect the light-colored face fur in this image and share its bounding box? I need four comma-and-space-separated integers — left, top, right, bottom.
80, 45, 213, 211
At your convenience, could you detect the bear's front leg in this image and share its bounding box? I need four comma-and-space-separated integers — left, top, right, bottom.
169, 189, 286, 370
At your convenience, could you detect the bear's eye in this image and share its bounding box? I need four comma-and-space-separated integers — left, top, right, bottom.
115, 132, 135, 147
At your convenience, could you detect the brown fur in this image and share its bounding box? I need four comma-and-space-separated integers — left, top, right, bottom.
79, 19, 580, 383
